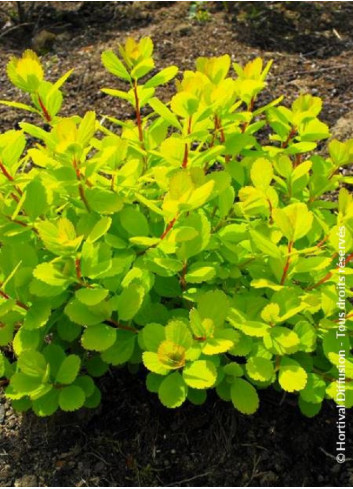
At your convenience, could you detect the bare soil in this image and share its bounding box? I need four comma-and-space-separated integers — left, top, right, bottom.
0, 2, 352, 487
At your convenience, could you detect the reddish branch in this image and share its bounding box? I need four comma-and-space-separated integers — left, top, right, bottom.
182, 143, 189, 169
0, 288, 28, 311
133, 80, 143, 144
75, 257, 82, 282
0, 160, 23, 199
106, 317, 138, 333
280, 241, 293, 285
0, 161, 14, 181
37, 95, 51, 123
182, 116, 193, 169
160, 216, 177, 240
307, 252, 353, 290
214, 115, 225, 143
72, 159, 90, 212
317, 235, 329, 248
281, 127, 297, 149
294, 154, 302, 168
240, 97, 255, 133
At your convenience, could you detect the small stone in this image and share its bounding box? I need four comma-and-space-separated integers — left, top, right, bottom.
32, 30, 57, 54
14, 475, 38, 487
176, 23, 192, 36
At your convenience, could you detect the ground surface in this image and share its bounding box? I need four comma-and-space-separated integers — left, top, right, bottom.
0, 1, 353, 487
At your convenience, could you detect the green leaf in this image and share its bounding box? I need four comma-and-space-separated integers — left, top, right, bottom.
84, 386, 102, 409
228, 316, 270, 338
23, 179, 47, 220
10, 372, 41, 395
249, 230, 282, 259
36, 218, 82, 256
75, 287, 109, 306
57, 319, 82, 342
185, 265, 216, 283
230, 378, 259, 415
223, 362, 244, 378
165, 320, 192, 349
263, 326, 300, 355
278, 357, 307, 392
250, 158, 273, 190
298, 398, 322, 418
74, 375, 95, 397
22, 302, 51, 330
81, 324, 117, 352
87, 217, 112, 244
33, 389, 59, 417
65, 299, 112, 326
33, 262, 70, 288
101, 330, 136, 366
202, 329, 238, 355
143, 351, 169, 375
171, 92, 199, 118
42, 344, 65, 379
0, 322, 15, 347
187, 388, 207, 405
131, 59, 155, 80
299, 373, 326, 404
246, 357, 274, 382
146, 372, 164, 393
78, 111, 96, 147
117, 283, 145, 321
145, 66, 178, 88
198, 290, 229, 327
59, 385, 85, 412
101, 50, 131, 81
17, 351, 47, 378
273, 203, 313, 242
85, 188, 123, 214
149, 97, 182, 130
13, 328, 40, 355
158, 372, 187, 408
120, 206, 149, 236
56, 355, 81, 384
293, 321, 316, 352
322, 329, 351, 370
85, 356, 109, 378
140, 323, 165, 351
182, 360, 217, 389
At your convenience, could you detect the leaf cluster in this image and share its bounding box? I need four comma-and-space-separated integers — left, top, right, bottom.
0, 38, 352, 417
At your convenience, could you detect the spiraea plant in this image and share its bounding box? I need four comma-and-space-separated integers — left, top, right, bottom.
0, 37, 352, 417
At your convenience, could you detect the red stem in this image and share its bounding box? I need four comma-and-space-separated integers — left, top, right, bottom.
75, 257, 82, 282
106, 318, 138, 333
280, 241, 293, 285
133, 80, 143, 144
180, 261, 187, 290
182, 116, 193, 169
73, 159, 90, 212
0, 161, 14, 181
307, 252, 353, 290
160, 217, 177, 240
282, 127, 297, 149
182, 143, 188, 169
0, 288, 28, 310
37, 95, 51, 123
